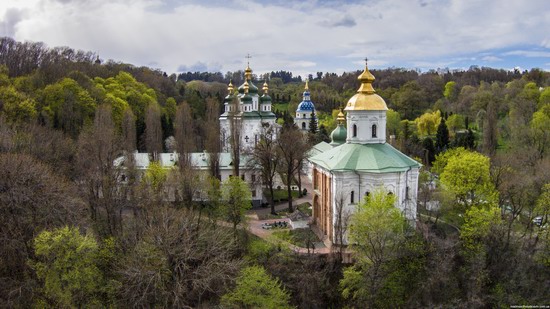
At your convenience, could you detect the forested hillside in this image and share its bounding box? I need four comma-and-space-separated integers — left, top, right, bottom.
1, 37, 549, 308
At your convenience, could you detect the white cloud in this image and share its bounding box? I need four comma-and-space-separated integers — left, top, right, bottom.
481, 56, 502, 62
1, 0, 549, 74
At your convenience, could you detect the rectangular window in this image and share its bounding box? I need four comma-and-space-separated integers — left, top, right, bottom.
251, 174, 256, 182
251, 190, 256, 197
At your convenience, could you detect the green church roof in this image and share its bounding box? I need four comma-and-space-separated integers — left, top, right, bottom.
309, 143, 420, 173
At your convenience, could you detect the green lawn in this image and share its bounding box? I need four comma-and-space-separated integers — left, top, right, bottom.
263, 189, 300, 202
297, 202, 312, 216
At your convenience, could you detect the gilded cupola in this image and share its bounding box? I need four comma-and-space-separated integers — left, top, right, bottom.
344, 61, 387, 111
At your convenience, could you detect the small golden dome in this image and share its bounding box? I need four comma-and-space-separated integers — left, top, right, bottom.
262, 81, 269, 94
243, 80, 249, 93
305, 79, 309, 91
344, 62, 387, 111
337, 109, 345, 124
227, 80, 234, 92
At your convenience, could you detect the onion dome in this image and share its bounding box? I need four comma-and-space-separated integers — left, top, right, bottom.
260, 81, 272, 102
344, 61, 387, 111
238, 62, 258, 94
296, 80, 315, 112
224, 80, 234, 103
330, 109, 347, 146
241, 81, 252, 104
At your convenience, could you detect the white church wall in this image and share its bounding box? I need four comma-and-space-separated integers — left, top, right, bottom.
328, 168, 420, 245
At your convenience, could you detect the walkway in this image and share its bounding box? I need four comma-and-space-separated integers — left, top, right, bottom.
246, 177, 332, 254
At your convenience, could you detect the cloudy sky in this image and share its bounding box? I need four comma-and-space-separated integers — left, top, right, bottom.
1, 0, 549, 77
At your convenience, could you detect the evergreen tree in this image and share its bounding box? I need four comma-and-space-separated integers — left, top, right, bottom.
308, 112, 318, 134
317, 124, 331, 143
422, 137, 436, 166
435, 118, 450, 153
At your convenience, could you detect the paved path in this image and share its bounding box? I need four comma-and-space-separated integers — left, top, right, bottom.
245, 176, 332, 254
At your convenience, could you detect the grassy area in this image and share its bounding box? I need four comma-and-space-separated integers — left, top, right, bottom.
297, 202, 312, 216
272, 228, 320, 248
263, 189, 300, 202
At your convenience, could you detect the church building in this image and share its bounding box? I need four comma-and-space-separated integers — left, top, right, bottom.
219, 62, 277, 152
308, 62, 421, 246
294, 80, 316, 132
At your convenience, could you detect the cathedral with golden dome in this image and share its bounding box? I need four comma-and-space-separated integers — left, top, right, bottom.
308, 61, 421, 246
219, 61, 277, 152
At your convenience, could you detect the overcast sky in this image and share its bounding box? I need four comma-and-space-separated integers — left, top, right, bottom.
1, 0, 549, 77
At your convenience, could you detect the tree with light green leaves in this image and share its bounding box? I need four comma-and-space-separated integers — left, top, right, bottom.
31, 226, 117, 308
443, 81, 458, 102
340, 189, 423, 308
222, 176, 252, 236
0, 86, 37, 124
436, 148, 498, 221
531, 104, 550, 158
386, 108, 401, 136
221, 265, 293, 309
446, 113, 465, 134
41, 77, 96, 137
416, 110, 441, 136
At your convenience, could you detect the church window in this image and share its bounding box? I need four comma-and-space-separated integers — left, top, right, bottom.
372, 124, 377, 138
241, 174, 245, 181
251, 190, 256, 197
251, 174, 256, 182
406, 186, 409, 199
353, 124, 357, 137
302, 122, 306, 130
303, 114, 306, 118
351, 191, 355, 204
255, 134, 258, 145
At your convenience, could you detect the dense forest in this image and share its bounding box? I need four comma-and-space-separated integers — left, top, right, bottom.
0, 36, 549, 308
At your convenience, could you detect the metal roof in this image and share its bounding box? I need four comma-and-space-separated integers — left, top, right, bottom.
308, 143, 420, 173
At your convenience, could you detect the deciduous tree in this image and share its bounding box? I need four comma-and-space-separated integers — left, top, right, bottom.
221, 266, 292, 309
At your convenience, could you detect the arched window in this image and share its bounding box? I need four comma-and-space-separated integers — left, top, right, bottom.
353, 124, 357, 137
365, 191, 370, 198
302, 122, 306, 129
372, 124, 377, 138
351, 191, 355, 204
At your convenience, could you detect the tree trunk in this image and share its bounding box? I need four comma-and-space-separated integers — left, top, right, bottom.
287, 169, 293, 213
269, 184, 276, 215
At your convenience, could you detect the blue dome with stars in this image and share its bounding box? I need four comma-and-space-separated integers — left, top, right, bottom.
296, 81, 315, 112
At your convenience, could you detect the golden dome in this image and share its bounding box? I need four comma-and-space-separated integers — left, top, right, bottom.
337, 109, 345, 124
262, 81, 269, 94
245, 64, 252, 80
344, 63, 388, 111
243, 80, 249, 93
305, 79, 309, 91
227, 80, 234, 93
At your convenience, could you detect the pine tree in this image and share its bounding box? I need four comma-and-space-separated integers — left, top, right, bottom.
435, 118, 450, 153
308, 112, 318, 134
